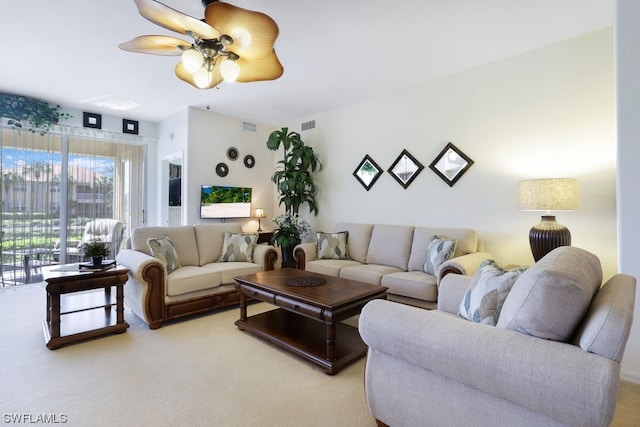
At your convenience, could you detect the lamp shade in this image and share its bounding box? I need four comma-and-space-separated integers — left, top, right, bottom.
518, 178, 578, 211
254, 208, 266, 219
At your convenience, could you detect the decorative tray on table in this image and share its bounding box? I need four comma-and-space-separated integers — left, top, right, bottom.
79, 260, 117, 271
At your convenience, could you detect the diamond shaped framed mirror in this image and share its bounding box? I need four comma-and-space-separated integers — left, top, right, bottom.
353, 155, 383, 191
429, 142, 474, 187
388, 149, 424, 189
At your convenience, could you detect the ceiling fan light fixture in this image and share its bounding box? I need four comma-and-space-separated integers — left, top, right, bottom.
181, 48, 205, 72
220, 59, 240, 82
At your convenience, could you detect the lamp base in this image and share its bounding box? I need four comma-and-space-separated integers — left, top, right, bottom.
529, 215, 571, 262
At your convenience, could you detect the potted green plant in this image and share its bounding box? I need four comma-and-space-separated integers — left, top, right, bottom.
0, 93, 71, 135
270, 213, 311, 267
267, 127, 320, 216
83, 240, 109, 266
267, 127, 320, 267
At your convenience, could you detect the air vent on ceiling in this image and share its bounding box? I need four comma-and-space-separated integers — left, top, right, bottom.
242, 121, 257, 132
301, 120, 316, 131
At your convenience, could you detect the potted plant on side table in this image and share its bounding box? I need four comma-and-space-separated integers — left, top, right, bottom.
266, 127, 321, 268
83, 240, 109, 267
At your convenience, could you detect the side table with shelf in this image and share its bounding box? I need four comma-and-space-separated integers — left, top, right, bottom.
42, 264, 130, 350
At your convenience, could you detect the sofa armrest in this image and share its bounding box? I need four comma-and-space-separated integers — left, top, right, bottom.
116, 249, 166, 329
359, 299, 619, 426
293, 242, 317, 270
438, 251, 492, 280
253, 244, 278, 271
436, 273, 472, 314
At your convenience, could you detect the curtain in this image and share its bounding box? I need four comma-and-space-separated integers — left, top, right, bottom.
1, 121, 146, 284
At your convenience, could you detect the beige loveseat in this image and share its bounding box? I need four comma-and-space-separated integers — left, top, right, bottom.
294, 222, 491, 308
359, 246, 636, 427
116, 223, 278, 329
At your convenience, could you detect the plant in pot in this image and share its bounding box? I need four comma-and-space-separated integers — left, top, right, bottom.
83, 240, 109, 266
0, 93, 71, 135
267, 127, 320, 267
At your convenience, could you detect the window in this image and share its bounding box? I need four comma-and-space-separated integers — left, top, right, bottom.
1, 123, 145, 284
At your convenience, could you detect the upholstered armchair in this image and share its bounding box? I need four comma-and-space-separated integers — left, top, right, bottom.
53, 219, 124, 262
359, 246, 636, 427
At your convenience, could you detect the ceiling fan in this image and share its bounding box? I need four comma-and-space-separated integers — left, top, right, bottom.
119, 0, 283, 89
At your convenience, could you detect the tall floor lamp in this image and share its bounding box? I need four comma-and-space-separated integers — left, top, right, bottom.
518, 178, 579, 262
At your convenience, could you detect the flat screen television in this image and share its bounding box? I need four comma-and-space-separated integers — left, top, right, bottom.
200, 185, 252, 219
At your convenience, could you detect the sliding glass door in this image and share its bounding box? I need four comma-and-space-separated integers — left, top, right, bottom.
1, 125, 145, 285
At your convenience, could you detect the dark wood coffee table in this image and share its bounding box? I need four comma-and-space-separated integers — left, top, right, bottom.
234, 268, 387, 375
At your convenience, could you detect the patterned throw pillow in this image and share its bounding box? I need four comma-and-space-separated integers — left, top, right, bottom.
459, 260, 527, 326
147, 235, 182, 274
423, 235, 456, 275
316, 231, 349, 260
218, 232, 258, 262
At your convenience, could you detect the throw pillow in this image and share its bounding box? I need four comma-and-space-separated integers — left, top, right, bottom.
316, 231, 349, 260
496, 246, 602, 342
218, 232, 258, 262
147, 235, 182, 274
423, 235, 456, 275
458, 260, 527, 326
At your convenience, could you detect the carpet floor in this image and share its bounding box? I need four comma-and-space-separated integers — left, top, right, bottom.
1, 284, 638, 426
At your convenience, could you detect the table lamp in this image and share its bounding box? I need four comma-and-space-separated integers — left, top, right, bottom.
518, 178, 579, 261
253, 208, 266, 232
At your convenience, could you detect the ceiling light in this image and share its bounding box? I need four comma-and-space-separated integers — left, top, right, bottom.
119, 0, 283, 90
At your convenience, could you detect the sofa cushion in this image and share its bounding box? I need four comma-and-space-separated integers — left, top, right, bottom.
335, 223, 374, 263
423, 235, 456, 275
132, 226, 200, 266
316, 231, 349, 260
340, 264, 404, 285
458, 260, 527, 326
497, 246, 602, 342
203, 262, 263, 285
408, 227, 478, 271
381, 271, 438, 302
218, 232, 258, 262
147, 235, 182, 274
306, 259, 362, 277
366, 224, 414, 271
166, 266, 221, 296
195, 223, 243, 265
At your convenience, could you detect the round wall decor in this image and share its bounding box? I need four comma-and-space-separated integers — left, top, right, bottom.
244, 154, 255, 168
215, 162, 229, 177
227, 147, 239, 161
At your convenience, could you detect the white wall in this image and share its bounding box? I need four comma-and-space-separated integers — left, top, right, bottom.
185, 107, 276, 231
616, 0, 640, 382
300, 28, 617, 279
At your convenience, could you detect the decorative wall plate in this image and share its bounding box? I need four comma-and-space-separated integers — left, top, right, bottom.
353, 155, 382, 191
215, 162, 229, 177
83, 112, 102, 129
227, 147, 239, 161
429, 142, 474, 187
388, 149, 424, 189
244, 154, 255, 168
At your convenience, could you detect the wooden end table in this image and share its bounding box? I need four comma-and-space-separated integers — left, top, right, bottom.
234, 268, 387, 375
42, 264, 130, 350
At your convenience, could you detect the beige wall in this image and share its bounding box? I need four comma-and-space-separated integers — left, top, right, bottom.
296, 28, 617, 280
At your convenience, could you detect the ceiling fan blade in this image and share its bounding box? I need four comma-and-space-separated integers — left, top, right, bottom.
175, 62, 224, 89
134, 0, 220, 40
204, 2, 278, 60
235, 49, 284, 82
119, 35, 191, 55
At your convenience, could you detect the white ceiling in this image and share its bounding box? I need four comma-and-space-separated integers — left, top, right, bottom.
0, 0, 613, 127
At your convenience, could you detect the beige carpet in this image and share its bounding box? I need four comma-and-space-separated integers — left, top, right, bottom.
1, 284, 638, 427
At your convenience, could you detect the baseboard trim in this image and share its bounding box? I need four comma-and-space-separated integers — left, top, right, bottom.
621, 369, 640, 384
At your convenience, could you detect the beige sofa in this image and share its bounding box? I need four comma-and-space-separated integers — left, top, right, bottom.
294, 222, 491, 308
116, 223, 278, 329
359, 246, 636, 427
